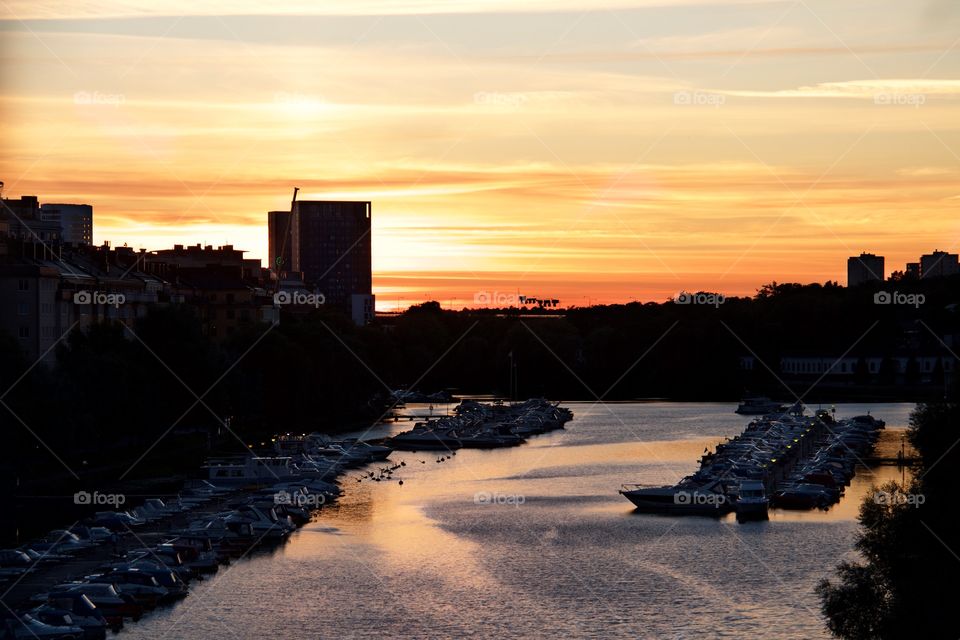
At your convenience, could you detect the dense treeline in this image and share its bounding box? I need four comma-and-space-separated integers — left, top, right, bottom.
1, 277, 959, 484
816, 395, 959, 638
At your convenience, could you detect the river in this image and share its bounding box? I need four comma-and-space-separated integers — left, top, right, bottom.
121, 401, 914, 639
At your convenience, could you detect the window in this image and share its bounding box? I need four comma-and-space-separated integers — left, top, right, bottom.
18, 327, 29, 338
18, 279, 29, 291
17, 303, 28, 316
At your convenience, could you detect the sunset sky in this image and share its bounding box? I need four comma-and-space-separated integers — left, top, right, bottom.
2, 0, 959, 309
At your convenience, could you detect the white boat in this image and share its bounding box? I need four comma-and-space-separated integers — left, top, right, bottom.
303, 434, 393, 463
734, 480, 769, 522
224, 505, 293, 541
338, 438, 394, 461
42, 531, 99, 551
202, 456, 303, 485
735, 397, 787, 415
291, 456, 343, 480
85, 571, 170, 607
619, 481, 731, 516
28, 594, 110, 636
309, 443, 372, 467
43, 582, 142, 622
271, 479, 340, 500
3, 613, 85, 639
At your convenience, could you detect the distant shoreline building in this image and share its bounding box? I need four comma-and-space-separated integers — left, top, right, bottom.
920, 250, 959, 279
1, 195, 62, 243
40, 203, 93, 245
2, 193, 94, 246
270, 199, 374, 325
847, 252, 884, 287
0, 236, 278, 360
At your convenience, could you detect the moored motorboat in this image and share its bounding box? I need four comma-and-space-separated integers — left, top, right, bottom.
620, 481, 731, 516
734, 480, 769, 522
735, 397, 787, 415
201, 456, 303, 486
771, 483, 833, 509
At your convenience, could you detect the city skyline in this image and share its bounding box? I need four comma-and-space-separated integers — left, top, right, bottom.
2, 1, 960, 307
4, 186, 959, 311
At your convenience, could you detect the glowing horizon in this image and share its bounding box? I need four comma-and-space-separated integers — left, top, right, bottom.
2, 1, 959, 309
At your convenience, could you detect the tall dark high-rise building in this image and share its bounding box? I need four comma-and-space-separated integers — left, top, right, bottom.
847, 253, 884, 287
267, 210, 292, 275
920, 250, 959, 279
279, 200, 373, 323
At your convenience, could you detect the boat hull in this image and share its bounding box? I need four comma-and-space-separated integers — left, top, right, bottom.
620, 491, 732, 516
735, 501, 769, 522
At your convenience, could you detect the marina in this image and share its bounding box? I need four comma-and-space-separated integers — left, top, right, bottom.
620, 406, 886, 520
0, 399, 571, 639
388, 399, 573, 450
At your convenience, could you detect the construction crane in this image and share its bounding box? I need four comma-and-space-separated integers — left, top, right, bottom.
275, 186, 299, 293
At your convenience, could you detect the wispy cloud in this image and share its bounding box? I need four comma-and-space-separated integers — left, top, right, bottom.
720, 79, 960, 99
2, 0, 792, 20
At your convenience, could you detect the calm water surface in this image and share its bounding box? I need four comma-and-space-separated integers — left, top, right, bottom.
123, 402, 914, 639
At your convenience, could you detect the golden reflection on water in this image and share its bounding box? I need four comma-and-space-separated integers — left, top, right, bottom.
299, 425, 913, 551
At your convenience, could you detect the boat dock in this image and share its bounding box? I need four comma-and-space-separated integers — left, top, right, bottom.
389, 398, 573, 450
387, 413, 451, 421
620, 408, 887, 519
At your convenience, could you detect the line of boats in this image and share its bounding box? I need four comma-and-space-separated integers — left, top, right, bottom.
0, 472, 348, 639
0, 430, 401, 639
388, 398, 573, 450
1, 398, 571, 639
620, 407, 886, 522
